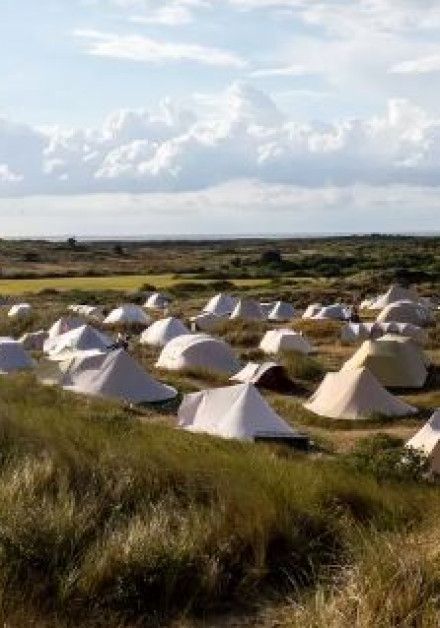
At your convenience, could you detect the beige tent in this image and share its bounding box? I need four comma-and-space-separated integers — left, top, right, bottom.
376, 301, 433, 327
268, 301, 295, 321
369, 284, 419, 310
0, 339, 35, 373
156, 333, 240, 374
342, 337, 428, 388
406, 411, 440, 474
340, 321, 427, 344
20, 330, 48, 351
178, 383, 306, 444
203, 293, 237, 316
140, 317, 189, 347
63, 348, 176, 404
144, 292, 170, 310
104, 305, 150, 326
260, 329, 315, 355
190, 312, 227, 332
44, 324, 114, 359
302, 304, 322, 319
230, 298, 265, 321
230, 362, 295, 392
305, 367, 417, 420
312, 304, 347, 321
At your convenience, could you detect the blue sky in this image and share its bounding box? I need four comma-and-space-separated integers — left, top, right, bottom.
1, 0, 440, 236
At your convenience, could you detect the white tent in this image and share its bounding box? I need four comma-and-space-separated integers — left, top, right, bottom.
302, 304, 322, 319
103, 304, 151, 326
44, 324, 114, 359
260, 302, 276, 317
47, 316, 84, 339
63, 348, 177, 404
268, 301, 295, 322
376, 301, 433, 327
368, 284, 419, 310
305, 367, 417, 420
230, 298, 265, 321
144, 292, 170, 310
156, 333, 240, 374
407, 411, 440, 474
190, 312, 227, 332
203, 293, 238, 316
341, 321, 427, 344
8, 303, 32, 318
0, 339, 35, 373
260, 329, 316, 355
68, 304, 103, 320
178, 383, 305, 443
230, 361, 294, 392
20, 330, 48, 351
312, 304, 347, 321
140, 317, 189, 347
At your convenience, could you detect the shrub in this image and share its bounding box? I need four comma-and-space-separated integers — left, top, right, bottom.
281, 351, 324, 381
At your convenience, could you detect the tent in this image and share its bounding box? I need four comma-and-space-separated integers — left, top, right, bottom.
47, 316, 84, 339
312, 304, 347, 321
44, 324, 114, 359
376, 301, 433, 327
341, 321, 427, 344
342, 337, 428, 388
63, 348, 177, 404
304, 367, 417, 420
378, 333, 431, 367
68, 304, 104, 320
260, 302, 276, 317
203, 293, 238, 316
20, 330, 48, 351
178, 383, 307, 444
103, 304, 151, 326
144, 292, 170, 310
407, 411, 440, 474
190, 312, 227, 332
140, 317, 189, 347
260, 329, 316, 355
268, 301, 295, 322
230, 362, 295, 392
368, 284, 419, 310
0, 340, 35, 373
8, 303, 32, 318
230, 298, 265, 321
302, 304, 322, 319
156, 333, 240, 374
382, 322, 427, 344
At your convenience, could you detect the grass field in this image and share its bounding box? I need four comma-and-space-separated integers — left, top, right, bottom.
0, 274, 271, 295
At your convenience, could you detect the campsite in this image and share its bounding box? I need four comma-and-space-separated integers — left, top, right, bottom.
0, 235, 437, 626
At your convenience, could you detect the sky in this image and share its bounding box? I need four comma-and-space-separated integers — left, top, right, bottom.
1, 0, 440, 237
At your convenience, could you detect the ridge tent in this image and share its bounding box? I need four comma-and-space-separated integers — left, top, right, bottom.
368, 284, 419, 310
178, 382, 307, 445
44, 324, 114, 359
47, 316, 84, 339
20, 330, 48, 351
302, 304, 322, 319
406, 411, 440, 474
63, 348, 177, 404
190, 312, 227, 332
230, 362, 295, 392
0, 340, 35, 373
203, 293, 237, 316
341, 323, 378, 343
260, 329, 316, 355
312, 304, 347, 321
144, 292, 170, 310
230, 298, 265, 321
8, 303, 32, 318
103, 305, 151, 326
156, 333, 240, 374
140, 317, 189, 347
342, 337, 428, 389
376, 301, 433, 327
68, 305, 104, 320
304, 367, 416, 420
268, 301, 295, 322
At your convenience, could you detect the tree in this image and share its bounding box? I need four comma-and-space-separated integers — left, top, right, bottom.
261, 249, 283, 265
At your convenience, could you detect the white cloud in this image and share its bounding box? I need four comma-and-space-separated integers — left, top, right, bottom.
249, 64, 312, 78
74, 29, 246, 68
390, 54, 440, 74
0, 164, 23, 183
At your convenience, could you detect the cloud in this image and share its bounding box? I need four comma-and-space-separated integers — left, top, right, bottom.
0, 164, 23, 183
74, 29, 246, 68
390, 54, 440, 74
249, 64, 312, 78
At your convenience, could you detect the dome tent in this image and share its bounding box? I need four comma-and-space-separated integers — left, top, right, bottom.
44, 324, 114, 359
203, 293, 237, 316
407, 411, 440, 474
368, 284, 419, 310
63, 348, 177, 404
103, 304, 150, 326
260, 329, 315, 355
305, 367, 416, 420
0, 339, 35, 373
178, 383, 307, 445
230, 362, 295, 393
268, 301, 295, 322
156, 333, 240, 374
230, 298, 265, 321
20, 330, 49, 351
140, 317, 189, 347
144, 292, 170, 310
8, 303, 32, 318
47, 316, 84, 339
342, 337, 428, 389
